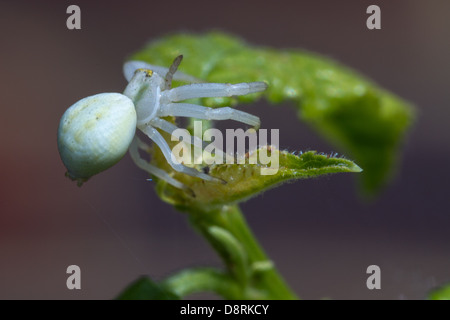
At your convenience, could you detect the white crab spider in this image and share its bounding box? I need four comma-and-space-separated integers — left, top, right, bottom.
57, 56, 267, 190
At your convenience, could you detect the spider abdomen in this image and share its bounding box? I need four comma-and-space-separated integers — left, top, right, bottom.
57, 93, 137, 185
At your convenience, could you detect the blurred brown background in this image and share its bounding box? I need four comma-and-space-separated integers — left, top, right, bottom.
0, 0, 449, 299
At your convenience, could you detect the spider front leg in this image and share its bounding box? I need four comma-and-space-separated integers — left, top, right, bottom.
139, 125, 225, 184
160, 81, 267, 128
158, 103, 261, 129
162, 82, 268, 102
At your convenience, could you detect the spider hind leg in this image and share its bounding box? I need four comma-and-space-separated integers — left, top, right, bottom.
129, 136, 196, 196
139, 126, 226, 184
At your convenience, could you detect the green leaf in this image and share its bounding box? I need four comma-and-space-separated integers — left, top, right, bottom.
129, 31, 413, 195
152, 144, 361, 208
429, 285, 450, 300
116, 276, 179, 300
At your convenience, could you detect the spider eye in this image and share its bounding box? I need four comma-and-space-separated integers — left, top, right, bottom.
135, 68, 153, 78
57, 93, 137, 185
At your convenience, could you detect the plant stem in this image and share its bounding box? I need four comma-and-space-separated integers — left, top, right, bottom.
187, 204, 298, 300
